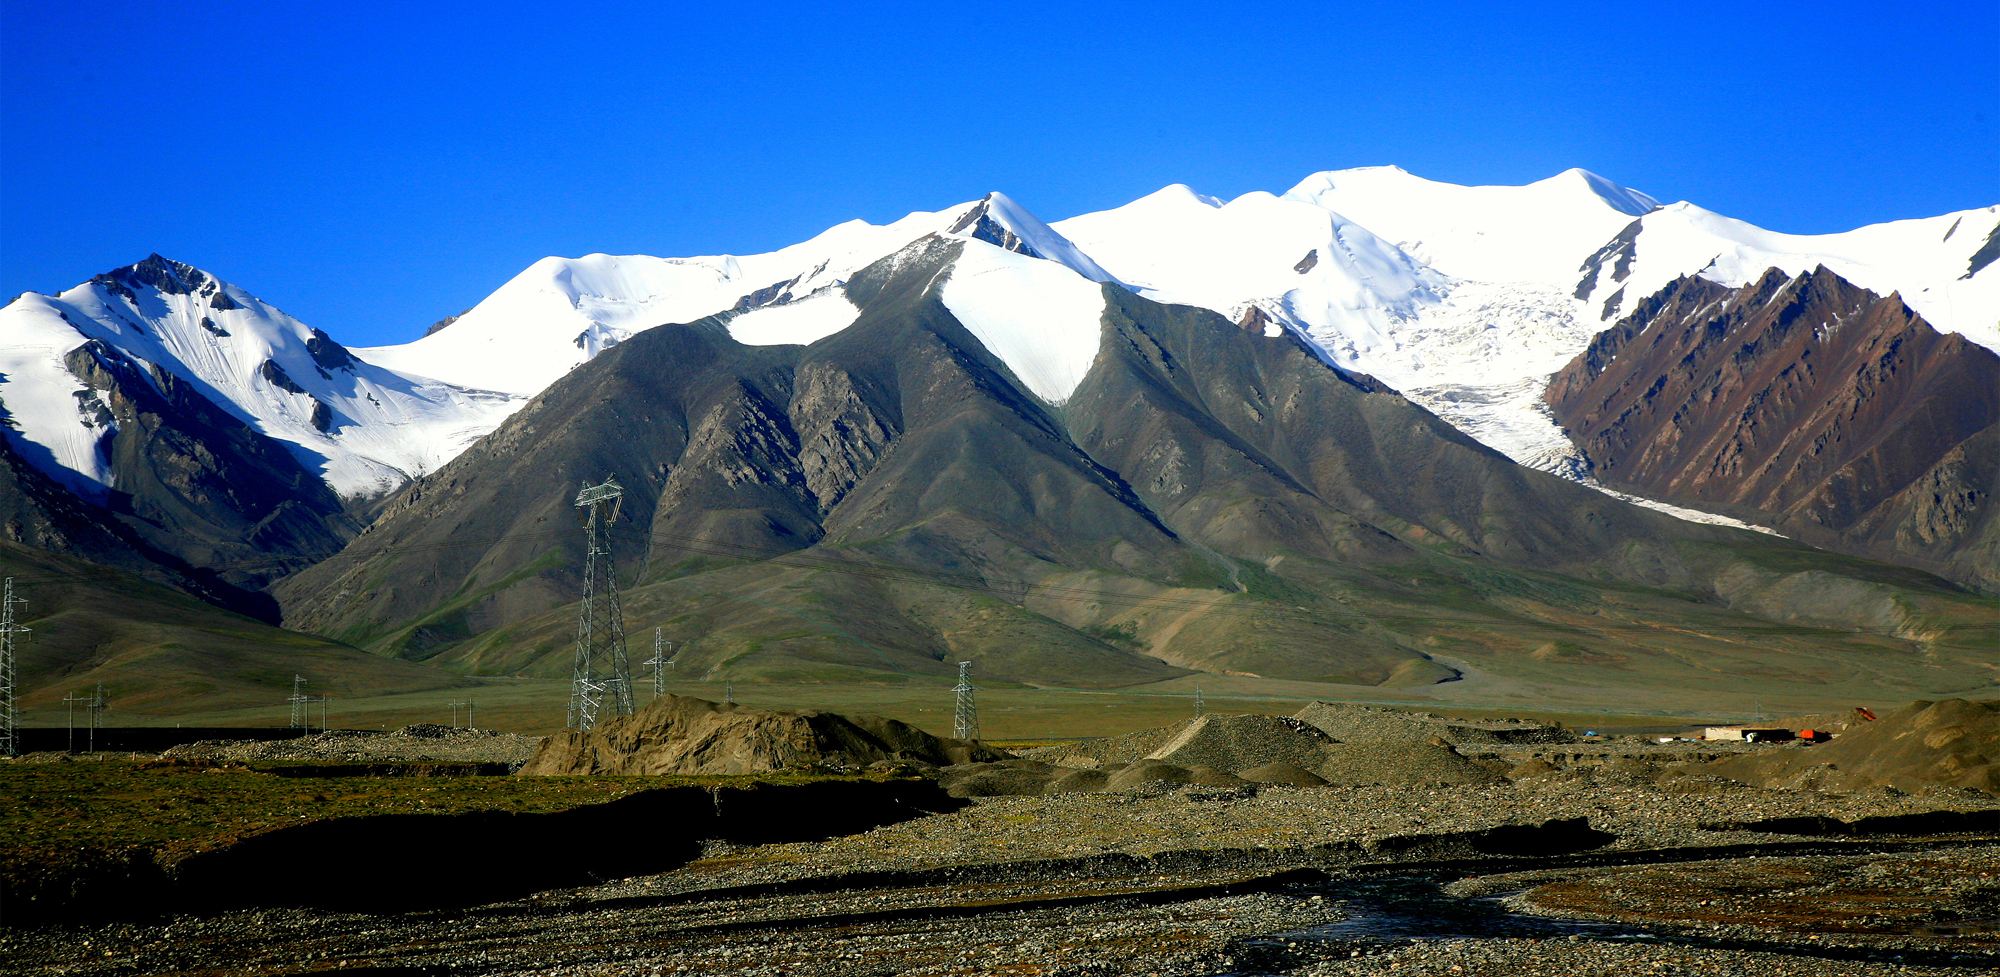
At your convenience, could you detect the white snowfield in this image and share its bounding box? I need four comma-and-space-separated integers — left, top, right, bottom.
1051, 184, 1447, 371
939, 239, 1108, 404
1279, 165, 1660, 286
4, 169, 1994, 524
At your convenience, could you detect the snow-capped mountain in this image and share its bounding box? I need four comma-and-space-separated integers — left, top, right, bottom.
1575, 201, 2000, 352
359, 192, 1111, 396
0, 255, 520, 498
7, 169, 1995, 534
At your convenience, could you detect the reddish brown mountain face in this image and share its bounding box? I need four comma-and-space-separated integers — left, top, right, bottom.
1546, 267, 2000, 590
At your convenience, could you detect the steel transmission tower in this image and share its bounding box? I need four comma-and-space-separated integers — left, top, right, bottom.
1194, 683, 1205, 718
0, 578, 27, 757
952, 661, 978, 741
288, 675, 310, 729
568, 476, 635, 730
643, 626, 673, 699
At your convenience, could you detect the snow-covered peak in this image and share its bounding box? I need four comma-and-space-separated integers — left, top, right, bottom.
1281, 166, 1661, 285
945, 192, 1117, 284
1053, 180, 1445, 377
1577, 201, 2000, 351
1548, 167, 1661, 217
0, 258, 520, 497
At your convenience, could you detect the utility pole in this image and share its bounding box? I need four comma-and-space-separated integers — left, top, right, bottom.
449, 701, 475, 728
87, 682, 105, 752
0, 578, 25, 757
569, 476, 635, 731
953, 661, 978, 741
642, 627, 673, 699
63, 691, 88, 753
724, 681, 734, 706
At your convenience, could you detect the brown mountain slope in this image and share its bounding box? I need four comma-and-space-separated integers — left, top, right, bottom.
1546, 267, 2000, 591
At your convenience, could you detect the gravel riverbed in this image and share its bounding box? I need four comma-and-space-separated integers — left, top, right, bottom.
5, 766, 1996, 976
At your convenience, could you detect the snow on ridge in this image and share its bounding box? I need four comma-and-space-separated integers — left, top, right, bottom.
726, 288, 862, 347
939, 238, 1107, 405
362, 192, 1115, 397
0, 258, 523, 498
1584, 202, 2000, 352
972, 191, 1119, 284
1279, 165, 1662, 285
1054, 179, 1447, 378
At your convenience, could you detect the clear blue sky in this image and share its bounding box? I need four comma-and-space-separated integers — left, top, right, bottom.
4, 1, 1996, 346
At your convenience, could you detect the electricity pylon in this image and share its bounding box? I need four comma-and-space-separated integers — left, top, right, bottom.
569, 476, 635, 730
643, 626, 673, 699
953, 661, 978, 741
0, 578, 26, 757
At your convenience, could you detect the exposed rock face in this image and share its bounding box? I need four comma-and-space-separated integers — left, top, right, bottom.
948, 196, 1042, 258
1547, 267, 2000, 590
1572, 219, 1642, 300
44, 339, 355, 597
519, 694, 997, 776
789, 363, 897, 512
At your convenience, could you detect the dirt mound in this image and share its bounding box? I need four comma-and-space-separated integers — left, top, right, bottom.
979, 709, 1508, 796
1292, 701, 1573, 746
519, 695, 1002, 776
1238, 761, 1328, 787
1145, 714, 1336, 772
1707, 699, 2000, 795
1019, 721, 1190, 769
1316, 739, 1506, 786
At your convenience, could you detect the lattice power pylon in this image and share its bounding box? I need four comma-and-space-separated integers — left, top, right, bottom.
1194, 683, 1205, 718
953, 661, 978, 741
568, 476, 635, 730
643, 626, 673, 699
0, 578, 27, 757
288, 674, 310, 729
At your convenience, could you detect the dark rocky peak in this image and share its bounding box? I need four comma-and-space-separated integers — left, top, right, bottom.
1293, 250, 1319, 274
306, 328, 358, 375
1572, 218, 1643, 300
1964, 221, 2000, 280
93, 254, 210, 299
948, 193, 1044, 259
259, 358, 308, 395
730, 260, 831, 313
1236, 304, 1279, 333
423, 311, 467, 337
